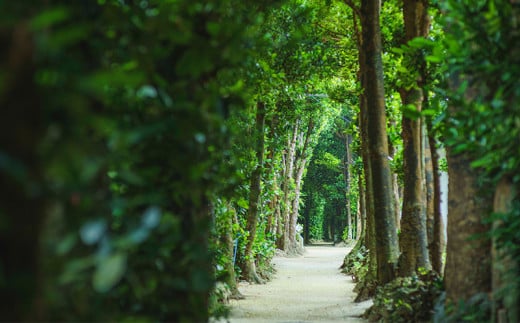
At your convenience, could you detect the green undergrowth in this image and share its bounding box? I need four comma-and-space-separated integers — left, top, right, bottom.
364, 269, 444, 323
433, 292, 491, 323
341, 245, 368, 282
341, 245, 376, 302
209, 282, 232, 319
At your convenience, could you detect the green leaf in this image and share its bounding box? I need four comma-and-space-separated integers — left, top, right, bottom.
236, 198, 249, 209
425, 55, 442, 63
470, 155, 492, 169
31, 7, 70, 30
407, 36, 433, 49
402, 104, 421, 120
93, 253, 127, 293
390, 46, 404, 55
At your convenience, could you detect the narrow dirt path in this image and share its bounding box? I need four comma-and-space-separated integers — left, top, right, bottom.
228, 245, 372, 323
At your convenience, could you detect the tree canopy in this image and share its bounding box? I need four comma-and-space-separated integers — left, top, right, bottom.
1, 0, 519, 321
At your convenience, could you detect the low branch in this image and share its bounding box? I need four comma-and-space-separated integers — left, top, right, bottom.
343, 0, 361, 18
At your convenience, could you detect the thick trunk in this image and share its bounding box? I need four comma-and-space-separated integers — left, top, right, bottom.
492, 177, 519, 323
351, 6, 378, 290
398, 0, 431, 277
243, 102, 266, 284
398, 88, 430, 276
355, 76, 378, 302
360, 102, 377, 286
361, 0, 399, 284
0, 23, 45, 321
444, 149, 491, 304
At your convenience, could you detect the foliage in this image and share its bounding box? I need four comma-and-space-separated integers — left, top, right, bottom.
4, 0, 519, 320
435, 0, 520, 315
302, 124, 350, 241
433, 292, 491, 323
439, 0, 520, 184
1, 0, 286, 320
365, 270, 444, 323
341, 245, 368, 282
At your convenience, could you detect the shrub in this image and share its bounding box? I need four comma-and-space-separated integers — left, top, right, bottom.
365, 269, 444, 323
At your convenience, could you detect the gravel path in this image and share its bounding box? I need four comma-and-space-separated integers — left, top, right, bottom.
228, 245, 372, 323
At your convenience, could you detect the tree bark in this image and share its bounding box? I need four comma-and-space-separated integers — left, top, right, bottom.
0, 23, 45, 321
397, 0, 431, 277
492, 177, 519, 323
444, 149, 491, 304
279, 121, 298, 250
242, 102, 266, 284
343, 133, 353, 240
426, 122, 444, 274
288, 120, 313, 253
357, 174, 365, 244
265, 116, 279, 236
223, 203, 243, 299
342, 175, 366, 262
425, 133, 435, 267
361, 0, 399, 284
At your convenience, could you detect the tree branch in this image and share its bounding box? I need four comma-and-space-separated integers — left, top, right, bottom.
343, 0, 361, 18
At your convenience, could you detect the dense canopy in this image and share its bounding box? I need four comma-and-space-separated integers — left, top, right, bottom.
1, 0, 519, 321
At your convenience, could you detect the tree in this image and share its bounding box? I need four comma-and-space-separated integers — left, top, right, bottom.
397, 0, 431, 277
439, 0, 520, 317
360, 0, 399, 285
0, 18, 45, 320
0, 1, 282, 320
242, 102, 267, 283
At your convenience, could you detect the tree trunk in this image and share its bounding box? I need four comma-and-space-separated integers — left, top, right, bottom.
223, 203, 243, 299
361, 0, 399, 284
444, 149, 491, 304
426, 121, 444, 274
0, 23, 45, 321
280, 121, 299, 250
425, 133, 435, 267
267, 175, 279, 236
388, 121, 402, 232
242, 102, 266, 284
289, 160, 306, 252
352, 5, 378, 291
392, 173, 401, 231
303, 198, 311, 244
398, 0, 431, 277
288, 121, 313, 253
492, 177, 519, 323
344, 134, 353, 240
357, 174, 365, 243
265, 117, 278, 237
